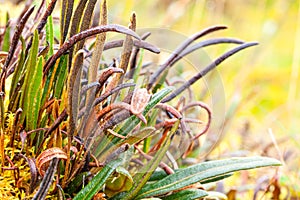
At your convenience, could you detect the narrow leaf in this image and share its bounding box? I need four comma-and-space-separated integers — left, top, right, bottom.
83, 0, 107, 125
27, 56, 43, 130
3, 6, 34, 69
147, 25, 227, 90
137, 156, 281, 199
73, 158, 123, 200
66, 172, 89, 195
170, 38, 244, 66
9, 37, 26, 103
45, 7, 54, 59
2, 13, 10, 52
53, 55, 68, 98
122, 120, 180, 200
20, 30, 39, 128
60, 0, 74, 44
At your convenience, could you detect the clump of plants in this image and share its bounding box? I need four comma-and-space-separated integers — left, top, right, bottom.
0, 0, 281, 199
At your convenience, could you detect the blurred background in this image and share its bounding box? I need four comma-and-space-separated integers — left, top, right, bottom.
1, 0, 299, 198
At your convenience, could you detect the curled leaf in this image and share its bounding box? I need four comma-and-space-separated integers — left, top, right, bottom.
36, 147, 67, 176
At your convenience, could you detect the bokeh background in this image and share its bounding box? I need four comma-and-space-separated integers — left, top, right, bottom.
1, 0, 299, 198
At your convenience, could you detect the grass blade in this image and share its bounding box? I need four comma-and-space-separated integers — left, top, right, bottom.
121, 120, 180, 200
27, 56, 43, 130
45, 4, 54, 59
8, 37, 26, 105
73, 158, 123, 200
2, 13, 10, 52
53, 55, 68, 98
20, 30, 39, 129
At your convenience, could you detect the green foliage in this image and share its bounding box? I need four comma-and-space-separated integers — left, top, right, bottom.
136, 156, 280, 199
2, 13, 10, 52
21, 30, 40, 130
73, 159, 123, 200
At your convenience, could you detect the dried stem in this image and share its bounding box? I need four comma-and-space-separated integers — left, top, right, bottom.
147, 25, 227, 90
0, 6, 35, 93
106, 13, 136, 98
43, 24, 141, 75
26, 0, 58, 51
162, 42, 259, 103
103, 39, 160, 54
181, 102, 212, 140
93, 82, 135, 107
170, 38, 244, 66
128, 32, 153, 79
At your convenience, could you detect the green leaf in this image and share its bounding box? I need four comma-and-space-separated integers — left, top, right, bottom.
133, 49, 144, 83
162, 189, 208, 200
137, 156, 281, 199
40, 65, 54, 107
122, 127, 156, 145
9, 37, 26, 107
148, 170, 169, 182
121, 120, 180, 200
149, 170, 233, 184
143, 109, 159, 152
200, 173, 233, 184
2, 12, 10, 52
45, 10, 54, 59
66, 172, 89, 195
73, 158, 123, 200
20, 30, 39, 129
27, 56, 43, 130
53, 55, 68, 98
152, 69, 169, 94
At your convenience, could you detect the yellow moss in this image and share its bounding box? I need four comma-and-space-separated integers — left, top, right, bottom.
0, 118, 33, 199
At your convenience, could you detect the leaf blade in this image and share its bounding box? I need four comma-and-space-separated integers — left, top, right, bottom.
137, 156, 281, 198
73, 158, 123, 200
